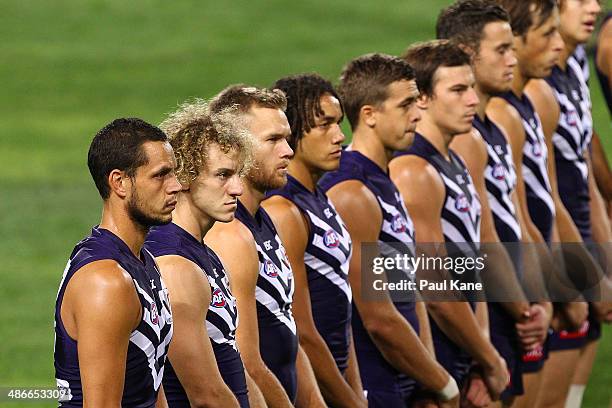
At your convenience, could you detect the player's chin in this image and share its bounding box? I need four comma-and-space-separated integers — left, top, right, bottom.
270, 174, 288, 189
494, 80, 513, 93
396, 132, 415, 150
540, 63, 556, 77
576, 32, 591, 43
216, 212, 236, 224
456, 124, 473, 135
156, 213, 174, 225
538, 68, 552, 78
320, 158, 340, 172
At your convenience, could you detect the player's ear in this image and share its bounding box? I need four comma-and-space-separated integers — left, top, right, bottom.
108, 169, 129, 199
457, 43, 476, 60
180, 180, 190, 192
360, 104, 377, 128
416, 94, 429, 110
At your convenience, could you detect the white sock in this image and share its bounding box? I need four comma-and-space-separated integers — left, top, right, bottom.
565, 384, 586, 408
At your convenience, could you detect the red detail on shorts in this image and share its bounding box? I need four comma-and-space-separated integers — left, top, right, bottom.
522, 344, 544, 362
559, 320, 589, 339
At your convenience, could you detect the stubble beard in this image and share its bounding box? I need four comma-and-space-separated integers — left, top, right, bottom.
127, 187, 171, 231
247, 161, 287, 193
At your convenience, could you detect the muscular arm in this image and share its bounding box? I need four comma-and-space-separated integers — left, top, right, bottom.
588, 152, 612, 246
593, 19, 612, 201
586, 153, 612, 320
590, 132, 612, 203
155, 385, 169, 408
488, 98, 552, 301
294, 345, 326, 408
450, 130, 530, 321
61, 260, 142, 407
344, 329, 364, 397
524, 82, 595, 331
525, 80, 583, 244
526, 81, 603, 277
326, 180, 453, 397
415, 299, 435, 355
245, 372, 267, 408
596, 18, 612, 99
263, 196, 365, 408
390, 155, 508, 399
206, 221, 293, 408
488, 98, 546, 245
155, 255, 239, 408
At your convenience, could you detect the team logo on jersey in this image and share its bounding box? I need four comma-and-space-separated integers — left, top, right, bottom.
264, 259, 279, 278
323, 229, 340, 248
492, 163, 506, 180
494, 145, 504, 155
323, 208, 334, 219
455, 194, 470, 213
211, 288, 227, 308
391, 214, 407, 233
531, 142, 542, 157
150, 301, 159, 325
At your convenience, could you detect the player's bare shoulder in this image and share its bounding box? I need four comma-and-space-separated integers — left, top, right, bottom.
68, 259, 137, 297
326, 179, 381, 222
262, 195, 307, 232
390, 154, 444, 200
208, 217, 254, 248
450, 128, 488, 163
205, 218, 259, 278
487, 97, 525, 143
62, 259, 141, 335
524, 79, 560, 134
487, 96, 521, 124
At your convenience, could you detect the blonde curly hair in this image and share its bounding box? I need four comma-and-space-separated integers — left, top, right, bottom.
160, 99, 254, 186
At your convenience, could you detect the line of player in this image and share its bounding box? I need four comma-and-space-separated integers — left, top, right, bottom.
53, 0, 612, 407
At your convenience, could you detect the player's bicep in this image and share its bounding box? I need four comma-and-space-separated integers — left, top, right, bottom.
326, 181, 382, 302
262, 197, 309, 264
489, 101, 533, 220
451, 131, 497, 241
155, 256, 217, 388
449, 130, 488, 178
262, 197, 317, 333
390, 157, 445, 242
207, 223, 263, 366
596, 23, 612, 76
232, 284, 263, 369
156, 255, 210, 322
488, 99, 525, 167
69, 262, 140, 404
525, 80, 561, 195
525, 79, 559, 141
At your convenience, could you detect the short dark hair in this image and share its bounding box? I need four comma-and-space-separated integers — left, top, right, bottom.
402, 40, 472, 97
272, 73, 344, 150
209, 84, 287, 114
437, 0, 510, 52
338, 53, 415, 130
495, 0, 557, 37
87, 118, 168, 199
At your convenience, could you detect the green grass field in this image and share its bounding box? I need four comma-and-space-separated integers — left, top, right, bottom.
0, 1, 610, 406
